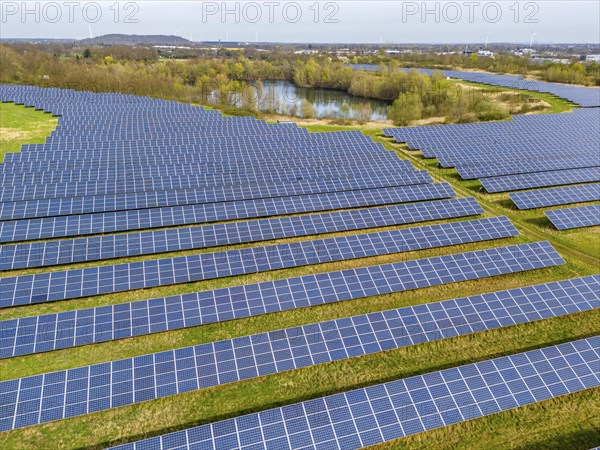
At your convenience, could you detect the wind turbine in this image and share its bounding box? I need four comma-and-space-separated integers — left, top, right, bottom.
530, 32, 536, 47
484, 33, 489, 48
88, 25, 93, 39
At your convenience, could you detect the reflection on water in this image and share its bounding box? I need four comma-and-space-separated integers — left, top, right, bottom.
213, 80, 390, 120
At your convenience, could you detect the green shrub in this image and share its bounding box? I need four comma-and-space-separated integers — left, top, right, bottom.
388, 92, 423, 126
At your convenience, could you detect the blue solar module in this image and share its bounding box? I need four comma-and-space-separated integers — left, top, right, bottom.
0, 278, 597, 431
0, 183, 456, 243
104, 336, 600, 450
0, 217, 520, 307
0, 197, 483, 270
545, 205, 600, 230
509, 184, 600, 210
0, 171, 431, 203
0, 241, 565, 356
1, 152, 403, 175
0, 159, 414, 186
0, 141, 395, 170
0, 171, 434, 221
480, 167, 600, 193
0, 269, 595, 362
455, 157, 599, 180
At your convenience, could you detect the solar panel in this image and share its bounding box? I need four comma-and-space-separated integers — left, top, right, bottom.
0, 197, 483, 271
0, 161, 417, 193
480, 168, 600, 193
0, 241, 565, 356
545, 205, 600, 230
509, 184, 600, 210
104, 336, 600, 450
456, 157, 599, 180
1, 142, 397, 171
0, 183, 456, 243
0, 171, 431, 203
0, 278, 597, 431
0, 217, 519, 307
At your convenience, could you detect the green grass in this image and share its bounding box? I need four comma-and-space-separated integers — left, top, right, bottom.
0, 101, 598, 450
0, 102, 57, 162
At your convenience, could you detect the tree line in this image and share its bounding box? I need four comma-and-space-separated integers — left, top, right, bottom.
1, 44, 555, 125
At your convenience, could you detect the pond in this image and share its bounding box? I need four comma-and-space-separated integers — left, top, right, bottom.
221, 80, 390, 120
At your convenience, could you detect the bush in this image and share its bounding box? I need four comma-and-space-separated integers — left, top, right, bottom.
301, 100, 316, 119
388, 92, 423, 126
354, 103, 372, 124
475, 101, 510, 121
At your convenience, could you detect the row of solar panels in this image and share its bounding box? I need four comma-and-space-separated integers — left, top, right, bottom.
0, 175, 436, 221
0, 184, 458, 243
510, 184, 600, 229
0, 172, 429, 203
0, 216, 520, 307
0, 197, 482, 270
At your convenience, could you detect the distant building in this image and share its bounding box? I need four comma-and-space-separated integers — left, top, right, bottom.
477, 50, 494, 58
585, 54, 600, 63
153, 45, 191, 49
530, 55, 570, 64
514, 48, 536, 56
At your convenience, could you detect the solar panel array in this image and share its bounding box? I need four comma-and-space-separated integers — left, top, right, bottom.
0, 216, 520, 307
108, 335, 600, 450
0, 197, 483, 270
480, 167, 600, 194
0, 240, 565, 357
509, 183, 600, 210
384, 108, 600, 183
545, 204, 600, 230
1, 276, 597, 431
350, 65, 600, 107
1, 84, 594, 446
382, 78, 599, 233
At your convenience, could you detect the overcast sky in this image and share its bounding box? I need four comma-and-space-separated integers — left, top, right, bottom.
1, 1, 599, 44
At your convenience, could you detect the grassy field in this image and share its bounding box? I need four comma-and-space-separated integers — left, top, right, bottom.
0, 100, 598, 449
0, 103, 58, 162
